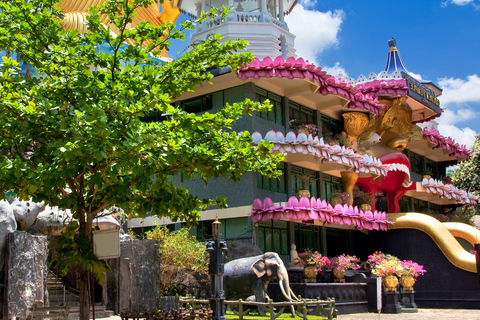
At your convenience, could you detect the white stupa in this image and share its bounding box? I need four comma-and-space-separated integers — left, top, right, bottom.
178, 0, 297, 59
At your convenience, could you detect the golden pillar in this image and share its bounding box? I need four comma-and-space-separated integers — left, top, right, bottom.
340, 171, 359, 206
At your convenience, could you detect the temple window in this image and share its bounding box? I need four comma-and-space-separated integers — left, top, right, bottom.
429, 203, 442, 215
257, 162, 286, 193
425, 158, 439, 179
294, 224, 323, 254
325, 228, 349, 257
321, 173, 342, 201
181, 94, 213, 113
288, 101, 316, 129
257, 220, 289, 255
196, 217, 251, 240
291, 166, 319, 197
255, 88, 284, 124
413, 198, 428, 212
179, 85, 246, 114
399, 196, 412, 212
321, 114, 343, 138
409, 151, 423, 175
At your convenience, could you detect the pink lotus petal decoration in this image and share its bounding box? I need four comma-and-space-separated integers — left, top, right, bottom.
423, 127, 471, 161
421, 177, 478, 205
237, 56, 385, 115
251, 131, 389, 178
249, 196, 392, 231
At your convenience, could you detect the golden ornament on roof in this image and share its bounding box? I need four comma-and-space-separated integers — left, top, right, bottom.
57, 1, 180, 57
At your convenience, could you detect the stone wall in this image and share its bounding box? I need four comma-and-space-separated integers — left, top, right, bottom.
4, 231, 47, 319
106, 239, 161, 315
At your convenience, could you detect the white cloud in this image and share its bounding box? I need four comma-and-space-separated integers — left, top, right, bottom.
409, 72, 423, 81
285, 5, 344, 65
438, 74, 480, 106
322, 62, 348, 79
435, 74, 480, 149
436, 108, 479, 126
437, 124, 477, 148
450, 0, 475, 5
299, 0, 316, 9
441, 0, 479, 8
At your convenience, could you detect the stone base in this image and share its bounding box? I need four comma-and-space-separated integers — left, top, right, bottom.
400, 289, 418, 311
383, 291, 401, 314
159, 296, 179, 312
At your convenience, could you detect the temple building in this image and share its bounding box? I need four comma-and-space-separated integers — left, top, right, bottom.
56, 0, 480, 311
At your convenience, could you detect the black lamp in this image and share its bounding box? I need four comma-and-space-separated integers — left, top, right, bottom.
213, 215, 222, 239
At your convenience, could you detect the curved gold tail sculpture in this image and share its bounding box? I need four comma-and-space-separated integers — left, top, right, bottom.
388, 212, 478, 273
443, 222, 480, 248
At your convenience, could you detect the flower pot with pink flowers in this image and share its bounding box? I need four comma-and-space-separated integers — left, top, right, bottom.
399, 260, 426, 291
328, 254, 361, 283
368, 252, 402, 291
294, 249, 330, 283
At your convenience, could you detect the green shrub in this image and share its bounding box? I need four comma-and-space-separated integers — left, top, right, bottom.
146, 226, 208, 296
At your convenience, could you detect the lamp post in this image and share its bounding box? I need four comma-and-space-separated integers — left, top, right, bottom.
206, 216, 228, 320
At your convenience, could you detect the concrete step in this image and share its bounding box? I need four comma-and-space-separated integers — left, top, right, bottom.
46, 272, 115, 319
66, 306, 114, 319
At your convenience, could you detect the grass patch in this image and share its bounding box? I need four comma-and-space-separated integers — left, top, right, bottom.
224, 311, 327, 319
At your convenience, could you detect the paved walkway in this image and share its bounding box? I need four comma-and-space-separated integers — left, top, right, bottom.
98, 308, 480, 320
336, 309, 480, 320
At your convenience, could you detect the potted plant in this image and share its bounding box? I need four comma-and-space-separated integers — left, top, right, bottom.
328, 254, 360, 283
325, 132, 353, 147
399, 260, 426, 291
289, 119, 318, 136
368, 252, 402, 291
363, 251, 392, 273
329, 191, 350, 206
294, 249, 330, 283
358, 192, 373, 211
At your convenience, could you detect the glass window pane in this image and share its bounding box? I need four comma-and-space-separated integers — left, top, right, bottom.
273, 229, 281, 253
281, 230, 289, 255
275, 102, 283, 124
265, 229, 273, 252
258, 228, 265, 252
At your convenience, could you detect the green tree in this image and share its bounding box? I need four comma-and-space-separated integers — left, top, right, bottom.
452, 134, 480, 222
0, 1, 282, 318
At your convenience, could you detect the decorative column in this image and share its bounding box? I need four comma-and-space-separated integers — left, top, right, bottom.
278, 0, 285, 23
340, 171, 359, 206
260, 0, 267, 13
206, 217, 228, 320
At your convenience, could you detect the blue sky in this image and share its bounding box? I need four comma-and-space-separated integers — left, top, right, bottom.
169, 0, 480, 149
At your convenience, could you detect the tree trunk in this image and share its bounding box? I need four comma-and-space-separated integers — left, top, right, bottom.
78, 212, 94, 320
79, 268, 91, 320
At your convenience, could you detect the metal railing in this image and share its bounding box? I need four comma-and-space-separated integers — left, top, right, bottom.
46, 269, 79, 306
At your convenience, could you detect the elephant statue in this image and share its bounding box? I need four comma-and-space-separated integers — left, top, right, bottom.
223, 252, 299, 316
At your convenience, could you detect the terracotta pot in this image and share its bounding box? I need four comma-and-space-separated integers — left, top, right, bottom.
332, 268, 346, 283
303, 265, 318, 283
329, 196, 342, 206
296, 189, 311, 199
400, 275, 416, 291
296, 128, 309, 135
360, 203, 372, 212
383, 275, 399, 292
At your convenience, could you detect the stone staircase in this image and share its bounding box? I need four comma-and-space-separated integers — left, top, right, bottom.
47, 271, 115, 319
